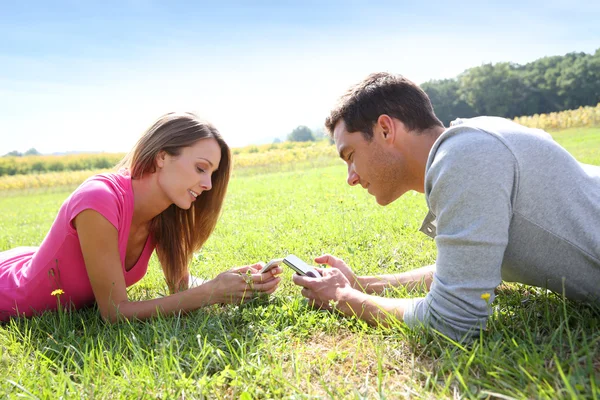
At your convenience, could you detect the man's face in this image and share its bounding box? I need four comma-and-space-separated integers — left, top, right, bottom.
333, 119, 412, 206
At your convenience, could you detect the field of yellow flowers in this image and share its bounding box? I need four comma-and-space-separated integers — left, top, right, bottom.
2, 102, 599, 191
0, 141, 338, 191
514, 102, 600, 131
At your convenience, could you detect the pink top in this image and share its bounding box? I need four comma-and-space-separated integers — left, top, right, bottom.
0, 173, 155, 321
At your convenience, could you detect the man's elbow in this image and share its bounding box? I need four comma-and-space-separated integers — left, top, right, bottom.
430, 315, 488, 342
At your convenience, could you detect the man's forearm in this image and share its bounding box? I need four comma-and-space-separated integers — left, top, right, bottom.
335, 290, 416, 327
355, 264, 435, 294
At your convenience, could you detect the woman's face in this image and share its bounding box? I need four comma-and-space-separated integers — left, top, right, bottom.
155, 137, 222, 210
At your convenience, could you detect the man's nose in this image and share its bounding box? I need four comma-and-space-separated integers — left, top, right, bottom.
347, 165, 359, 186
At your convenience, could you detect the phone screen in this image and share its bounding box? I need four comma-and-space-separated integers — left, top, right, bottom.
282, 255, 321, 277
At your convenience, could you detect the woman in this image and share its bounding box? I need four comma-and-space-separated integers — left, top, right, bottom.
0, 112, 282, 322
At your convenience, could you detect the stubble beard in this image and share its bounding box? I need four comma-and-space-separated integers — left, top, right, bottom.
370, 148, 409, 206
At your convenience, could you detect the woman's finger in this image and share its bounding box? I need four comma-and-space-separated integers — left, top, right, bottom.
252, 277, 281, 292
229, 265, 252, 274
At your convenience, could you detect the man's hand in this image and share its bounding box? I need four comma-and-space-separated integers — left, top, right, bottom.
316, 254, 436, 295
292, 267, 356, 311
313, 254, 363, 291
293, 257, 414, 326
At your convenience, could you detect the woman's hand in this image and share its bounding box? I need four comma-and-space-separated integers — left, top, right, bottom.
207, 263, 282, 304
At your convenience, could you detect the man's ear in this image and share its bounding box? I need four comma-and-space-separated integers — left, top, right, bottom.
155, 150, 167, 169
376, 114, 395, 144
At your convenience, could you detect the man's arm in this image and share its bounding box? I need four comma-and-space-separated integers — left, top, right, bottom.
331, 290, 419, 327
401, 129, 515, 340
312, 255, 434, 295
292, 268, 419, 326
356, 265, 435, 294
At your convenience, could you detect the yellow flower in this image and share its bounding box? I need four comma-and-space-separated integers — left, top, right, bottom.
51, 289, 64, 296
480, 293, 491, 302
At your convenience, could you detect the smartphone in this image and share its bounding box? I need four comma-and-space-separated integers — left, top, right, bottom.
261, 258, 284, 274
282, 254, 321, 278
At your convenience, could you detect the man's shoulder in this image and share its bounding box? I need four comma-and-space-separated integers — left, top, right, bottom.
430, 121, 513, 165
446, 116, 553, 143
424, 120, 519, 197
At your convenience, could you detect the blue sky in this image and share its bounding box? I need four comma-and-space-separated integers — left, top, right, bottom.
1, 0, 599, 154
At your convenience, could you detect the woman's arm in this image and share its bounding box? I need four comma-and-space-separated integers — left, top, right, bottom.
75, 210, 280, 323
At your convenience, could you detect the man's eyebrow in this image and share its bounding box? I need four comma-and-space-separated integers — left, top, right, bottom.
196, 157, 214, 167
338, 145, 348, 160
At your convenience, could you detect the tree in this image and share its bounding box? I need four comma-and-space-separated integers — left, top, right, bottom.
4, 150, 22, 157
420, 48, 600, 120
458, 62, 529, 118
287, 126, 315, 142
422, 78, 476, 125
312, 127, 327, 140
24, 148, 41, 156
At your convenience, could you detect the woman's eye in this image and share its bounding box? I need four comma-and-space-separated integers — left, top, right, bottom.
196, 167, 206, 173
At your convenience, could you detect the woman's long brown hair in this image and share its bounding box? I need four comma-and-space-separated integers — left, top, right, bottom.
117, 112, 231, 293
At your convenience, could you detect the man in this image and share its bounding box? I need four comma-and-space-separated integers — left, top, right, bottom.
292, 72, 600, 340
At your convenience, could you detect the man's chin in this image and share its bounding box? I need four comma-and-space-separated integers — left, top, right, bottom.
374, 195, 393, 206
374, 192, 402, 206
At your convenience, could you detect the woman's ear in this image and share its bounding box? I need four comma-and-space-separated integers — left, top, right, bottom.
155, 150, 167, 169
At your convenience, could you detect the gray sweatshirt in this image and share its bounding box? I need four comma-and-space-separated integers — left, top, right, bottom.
402, 116, 600, 340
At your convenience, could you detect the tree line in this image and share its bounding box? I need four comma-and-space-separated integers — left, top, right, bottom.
4, 148, 41, 157
5, 49, 599, 158
421, 48, 600, 125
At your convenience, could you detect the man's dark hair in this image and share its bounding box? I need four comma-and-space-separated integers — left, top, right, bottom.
325, 72, 443, 140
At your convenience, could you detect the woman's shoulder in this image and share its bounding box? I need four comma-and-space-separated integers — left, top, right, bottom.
66, 172, 132, 211
77, 171, 132, 198
62, 171, 133, 228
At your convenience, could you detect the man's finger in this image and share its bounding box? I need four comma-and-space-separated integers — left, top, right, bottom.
307, 297, 324, 309
314, 254, 339, 266
292, 273, 314, 288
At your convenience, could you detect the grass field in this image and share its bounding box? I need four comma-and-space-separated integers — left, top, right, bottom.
1, 128, 599, 399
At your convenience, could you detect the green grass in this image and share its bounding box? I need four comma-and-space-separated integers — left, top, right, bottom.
551, 126, 600, 165
1, 127, 599, 399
